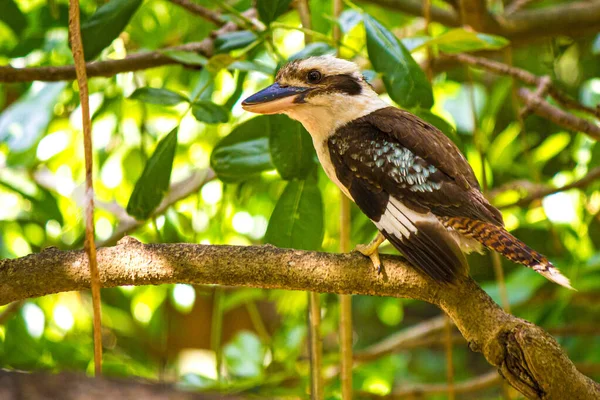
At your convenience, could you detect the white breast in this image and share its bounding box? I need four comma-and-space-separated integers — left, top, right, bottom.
312, 138, 352, 199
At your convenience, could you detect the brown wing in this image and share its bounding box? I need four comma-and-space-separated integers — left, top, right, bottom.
332, 107, 503, 226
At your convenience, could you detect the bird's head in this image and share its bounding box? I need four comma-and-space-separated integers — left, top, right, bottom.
242, 56, 385, 137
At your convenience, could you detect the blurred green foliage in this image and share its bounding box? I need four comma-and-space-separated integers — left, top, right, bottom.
1, 0, 600, 398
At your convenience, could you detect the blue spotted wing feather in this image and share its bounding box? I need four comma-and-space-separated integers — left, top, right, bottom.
328, 113, 472, 281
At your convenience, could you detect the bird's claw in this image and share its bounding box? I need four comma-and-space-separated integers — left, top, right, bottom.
354, 233, 385, 274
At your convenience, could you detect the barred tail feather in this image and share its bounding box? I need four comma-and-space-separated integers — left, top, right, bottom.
439, 216, 574, 290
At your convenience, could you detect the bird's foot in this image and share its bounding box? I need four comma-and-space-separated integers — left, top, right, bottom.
354, 232, 386, 274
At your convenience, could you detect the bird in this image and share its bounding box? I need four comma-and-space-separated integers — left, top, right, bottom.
241, 55, 572, 289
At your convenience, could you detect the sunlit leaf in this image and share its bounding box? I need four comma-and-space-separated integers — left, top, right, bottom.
264, 179, 324, 250
129, 87, 188, 106
532, 132, 570, 164
0, 179, 64, 224
228, 60, 274, 75
257, 0, 292, 25
210, 117, 274, 182
0, 0, 27, 36
414, 28, 509, 53
81, 0, 143, 60
364, 14, 433, 109
214, 31, 258, 53
289, 42, 335, 60
126, 128, 178, 220
160, 49, 208, 66
191, 101, 229, 124
0, 82, 66, 152
269, 115, 316, 180
338, 9, 362, 33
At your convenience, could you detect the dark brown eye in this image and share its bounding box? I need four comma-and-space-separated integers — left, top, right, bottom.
307, 70, 322, 84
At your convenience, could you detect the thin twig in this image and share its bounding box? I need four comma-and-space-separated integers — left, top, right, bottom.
445, 52, 600, 120
167, 0, 225, 25
334, 1, 353, 396
519, 75, 551, 119
0, 9, 257, 83
496, 166, 600, 209
308, 292, 323, 400
504, 0, 539, 16
517, 88, 600, 141
339, 196, 353, 400
296, 0, 313, 43
68, 0, 102, 376
387, 370, 501, 398
99, 169, 216, 247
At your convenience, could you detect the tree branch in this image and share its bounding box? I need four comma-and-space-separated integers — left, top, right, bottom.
0, 10, 256, 83
443, 52, 600, 120
1, 240, 598, 399
517, 88, 600, 141
99, 168, 215, 247
493, 167, 600, 209
385, 370, 501, 398
0, 370, 246, 400
167, 0, 225, 26
361, 0, 460, 27
363, 0, 600, 40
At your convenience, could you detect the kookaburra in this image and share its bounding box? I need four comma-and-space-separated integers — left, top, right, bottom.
241, 55, 572, 289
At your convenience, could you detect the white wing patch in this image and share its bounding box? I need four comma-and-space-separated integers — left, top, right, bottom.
374, 197, 434, 239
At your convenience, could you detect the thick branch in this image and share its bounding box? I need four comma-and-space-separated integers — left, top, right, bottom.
364, 0, 600, 40
0, 10, 255, 83
0, 240, 598, 399
0, 370, 245, 400
496, 1, 600, 39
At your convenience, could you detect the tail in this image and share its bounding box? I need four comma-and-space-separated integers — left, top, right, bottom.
439, 216, 574, 290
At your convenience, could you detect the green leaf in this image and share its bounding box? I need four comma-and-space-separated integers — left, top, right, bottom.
269, 115, 316, 180
0, 82, 66, 152
210, 117, 274, 182
339, 9, 362, 33
224, 331, 266, 378
289, 42, 335, 61
228, 60, 275, 75
264, 179, 324, 251
160, 49, 208, 66
364, 14, 433, 109
531, 132, 571, 165
191, 101, 229, 124
126, 128, 178, 220
81, 0, 143, 60
414, 28, 509, 53
129, 87, 188, 106
214, 31, 258, 53
0, 0, 27, 36
257, 0, 292, 25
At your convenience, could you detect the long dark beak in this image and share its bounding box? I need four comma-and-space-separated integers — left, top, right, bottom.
242, 82, 310, 114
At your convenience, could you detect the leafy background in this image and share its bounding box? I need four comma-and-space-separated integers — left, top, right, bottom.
1, 0, 600, 398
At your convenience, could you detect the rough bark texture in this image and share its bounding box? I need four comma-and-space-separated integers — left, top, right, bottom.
0, 238, 598, 399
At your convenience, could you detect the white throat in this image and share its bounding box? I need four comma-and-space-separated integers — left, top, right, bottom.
283, 86, 388, 200
284, 89, 388, 142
